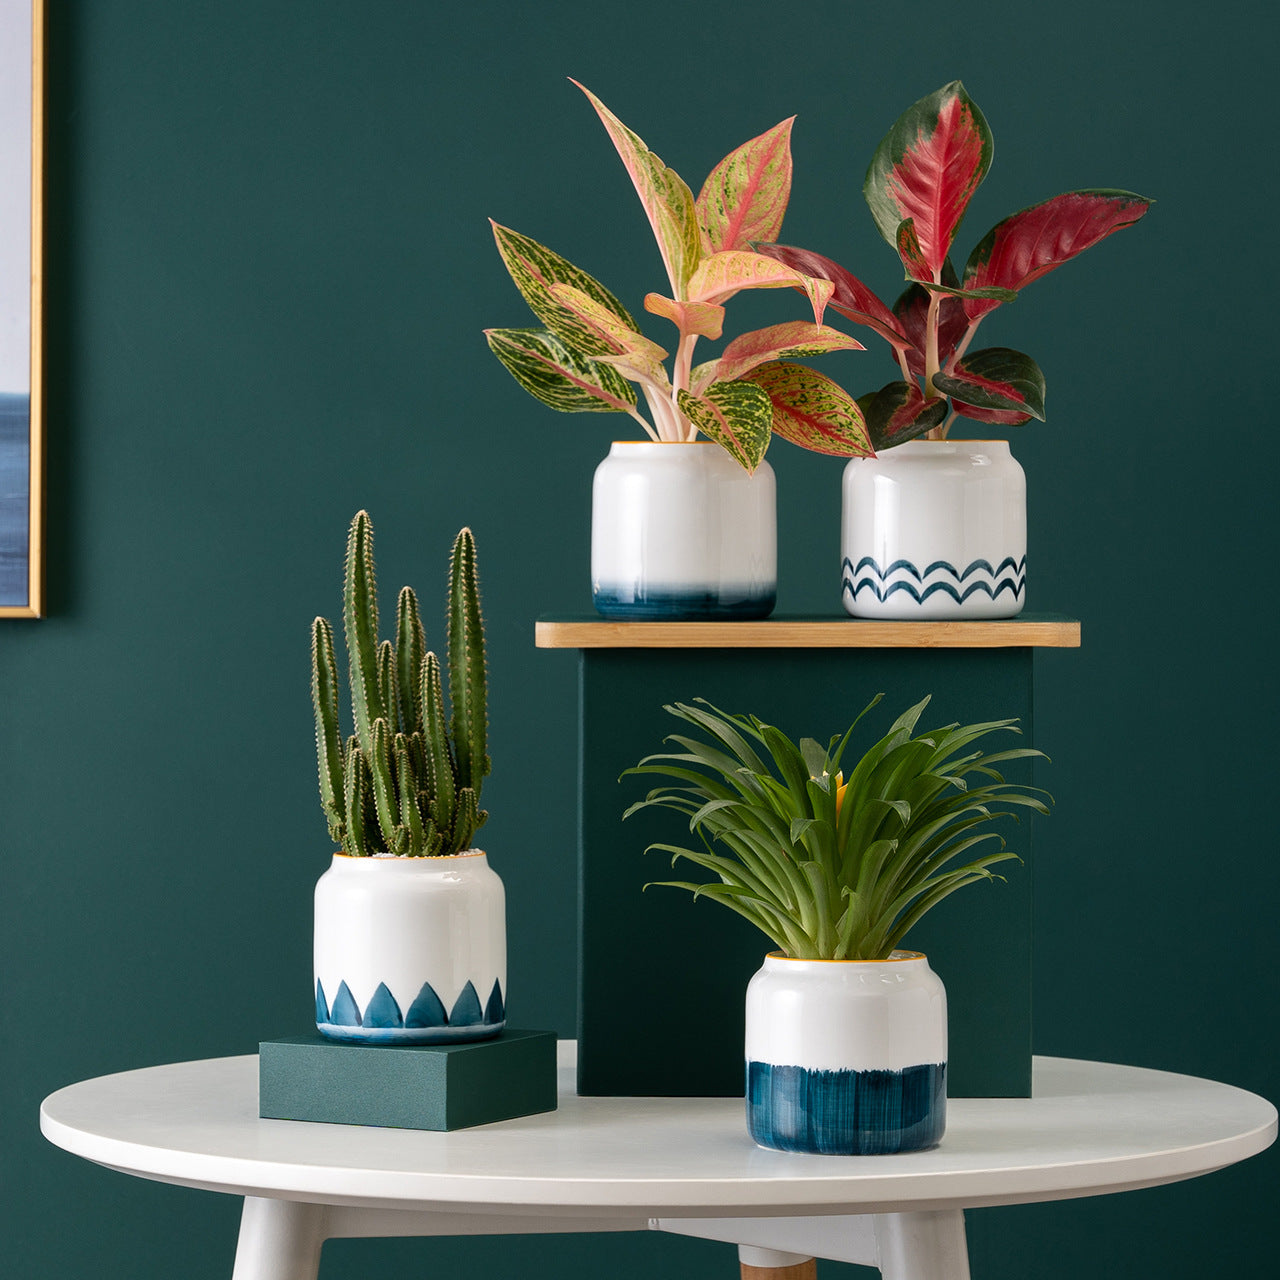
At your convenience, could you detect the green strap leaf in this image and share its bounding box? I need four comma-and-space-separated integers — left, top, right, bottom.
676, 380, 772, 473
696, 116, 794, 253
485, 327, 637, 414
741, 362, 873, 457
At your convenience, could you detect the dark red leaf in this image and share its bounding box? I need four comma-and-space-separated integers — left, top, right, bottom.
893, 281, 968, 380
932, 347, 1046, 420
753, 242, 910, 351
864, 81, 993, 280
962, 189, 1153, 321
856, 381, 949, 450
951, 401, 1034, 427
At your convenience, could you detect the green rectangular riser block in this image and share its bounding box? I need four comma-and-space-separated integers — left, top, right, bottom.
579, 646, 1038, 1100
259, 1029, 558, 1130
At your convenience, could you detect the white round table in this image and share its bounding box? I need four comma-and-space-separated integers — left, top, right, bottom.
40, 1047, 1276, 1280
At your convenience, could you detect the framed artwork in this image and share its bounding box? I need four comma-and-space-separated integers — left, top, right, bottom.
0, 0, 43, 617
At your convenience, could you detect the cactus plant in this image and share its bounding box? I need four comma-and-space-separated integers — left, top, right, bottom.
311, 511, 489, 857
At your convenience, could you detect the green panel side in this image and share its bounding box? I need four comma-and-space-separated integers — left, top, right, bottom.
259, 1030, 557, 1130
578, 648, 1036, 1098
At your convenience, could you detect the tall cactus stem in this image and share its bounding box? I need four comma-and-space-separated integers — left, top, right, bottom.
343, 510, 384, 754
311, 617, 345, 836
447, 527, 489, 793
396, 586, 425, 733
421, 651, 457, 839
377, 641, 399, 737
369, 718, 404, 853
395, 733, 426, 855
343, 746, 368, 856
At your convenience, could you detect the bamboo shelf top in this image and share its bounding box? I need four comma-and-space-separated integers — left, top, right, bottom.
536, 614, 1080, 650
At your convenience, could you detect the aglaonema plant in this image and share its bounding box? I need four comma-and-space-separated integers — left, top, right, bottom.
485, 82, 876, 472
311, 511, 489, 857
759, 81, 1153, 449
623, 695, 1049, 961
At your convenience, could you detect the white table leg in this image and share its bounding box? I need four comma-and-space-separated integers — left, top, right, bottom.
874, 1210, 970, 1280
231, 1197, 328, 1280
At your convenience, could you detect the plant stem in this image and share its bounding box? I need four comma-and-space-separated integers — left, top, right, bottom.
949, 316, 983, 371
672, 331, 699, 441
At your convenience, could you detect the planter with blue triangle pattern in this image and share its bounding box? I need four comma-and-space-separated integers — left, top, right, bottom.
314, 850, 506, 1046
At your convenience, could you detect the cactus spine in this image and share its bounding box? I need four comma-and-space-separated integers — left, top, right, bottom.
311, 511, 489, 856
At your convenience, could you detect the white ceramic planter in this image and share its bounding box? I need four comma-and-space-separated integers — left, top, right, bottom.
591, 441, 776, 619
745, 951, 947, 1154
841, 440, 1026, 619
313, 850, 506, 1045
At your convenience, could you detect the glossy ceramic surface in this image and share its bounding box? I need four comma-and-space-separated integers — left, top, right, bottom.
591, 441, 776, 619
841, 441, 1026, 619
313, 850, 506, 1045
745, 951, 947, 1154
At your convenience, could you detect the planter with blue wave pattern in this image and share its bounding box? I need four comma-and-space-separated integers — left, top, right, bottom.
591, 441, 776, 620
745, 951, 947, 1155
841, 440, 1026, 619
313, 850, 506, 1046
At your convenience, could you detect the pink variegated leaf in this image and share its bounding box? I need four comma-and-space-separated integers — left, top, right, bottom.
485, 327, 637, 414
754, 243, 910, 352
894, 281, 969, 380
686, 250, 833, 325
714, 322, 865, 384
932, 347, 1046, 420
549, 283, 669, 381
962, 189, 1154, 321
696, 117, 794, 253
855, 380, 949, 450
573, 81, 703, 296
644, 292, 726, 339
865, 81, 992, 280
676, 380, 773, 473
740, 361, 873, 457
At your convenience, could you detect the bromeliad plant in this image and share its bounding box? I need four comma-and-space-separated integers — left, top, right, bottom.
623, 696, 1049, 961
758, 81, 1153, 449
311, 511, 489, 857
485, 82, 876, 473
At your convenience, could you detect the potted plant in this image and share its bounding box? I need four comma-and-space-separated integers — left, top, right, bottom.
760, 81, 1152, 618
309, 511, 505, 1045
624, 694, 1049, 1154
485, 82, 874, 620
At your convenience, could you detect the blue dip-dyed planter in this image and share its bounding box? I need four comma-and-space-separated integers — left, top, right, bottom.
591, 442, 776, 621
744, 952, 948, 1155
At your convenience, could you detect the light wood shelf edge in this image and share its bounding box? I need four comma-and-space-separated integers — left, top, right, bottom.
535, 616, 1081, 650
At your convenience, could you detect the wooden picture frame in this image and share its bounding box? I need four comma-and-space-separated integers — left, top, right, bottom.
0, 0, 44, 618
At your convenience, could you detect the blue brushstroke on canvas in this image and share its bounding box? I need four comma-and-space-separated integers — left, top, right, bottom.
0, 392, 30, 607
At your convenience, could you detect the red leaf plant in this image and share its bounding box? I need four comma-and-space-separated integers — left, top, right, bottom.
758, 82, 1152, 450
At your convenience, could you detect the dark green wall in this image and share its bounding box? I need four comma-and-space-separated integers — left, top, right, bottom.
2, 1, 1275, 1276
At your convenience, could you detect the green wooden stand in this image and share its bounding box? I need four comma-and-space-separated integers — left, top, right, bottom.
538, 615, 1079, 1101
258, 1029, 558, 1130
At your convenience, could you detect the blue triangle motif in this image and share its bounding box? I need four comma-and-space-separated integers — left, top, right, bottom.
315, 979, 330, 1024
362, 982, 404, 1029
484, 978, 505, 1024
329, 980, 362, 1026
405, 981, 447, 1028
450, 980, 483, 1026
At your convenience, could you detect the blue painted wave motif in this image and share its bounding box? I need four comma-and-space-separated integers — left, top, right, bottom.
593, 586, 775, 620
747, 1060, 946, 1154
316, 977, 505, 1045
842, 556, 1025, 606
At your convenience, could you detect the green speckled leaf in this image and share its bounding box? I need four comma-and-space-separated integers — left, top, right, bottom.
676, 380, 773, 473
485, 327, 636, 414
696, 116, 794, 252
491, 222, 635, 356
